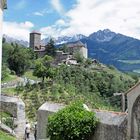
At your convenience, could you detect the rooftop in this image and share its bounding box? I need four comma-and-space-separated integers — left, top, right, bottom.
30, 30, 41, 35
67, 41, 86, 48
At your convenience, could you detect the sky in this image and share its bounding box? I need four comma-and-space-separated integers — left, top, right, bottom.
3, 0, 140, 41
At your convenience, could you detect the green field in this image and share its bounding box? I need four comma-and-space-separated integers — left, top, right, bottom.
23, 70, 40, 81
2, 75, 18, 83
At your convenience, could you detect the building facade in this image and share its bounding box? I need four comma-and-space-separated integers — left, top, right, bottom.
67, 41, 88, 59
30, 31, 41, 50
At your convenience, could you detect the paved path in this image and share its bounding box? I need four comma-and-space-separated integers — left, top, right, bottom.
25, 133, 35, 140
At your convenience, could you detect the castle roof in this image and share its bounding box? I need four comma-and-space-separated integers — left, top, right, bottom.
67, 41, 86, 48
30, 30, 41, 35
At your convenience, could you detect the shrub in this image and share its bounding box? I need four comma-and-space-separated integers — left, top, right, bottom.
48, 101, 98, 140
10, 70, 16, 75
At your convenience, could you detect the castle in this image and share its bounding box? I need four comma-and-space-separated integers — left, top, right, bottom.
29, 31, 88, 64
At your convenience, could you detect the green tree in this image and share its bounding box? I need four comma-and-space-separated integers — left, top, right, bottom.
74, 52, 84, 63
84, 58, 93, 67
33, 55, 54, 82
45, 38, 56, 56
2, 37, 6, 44
2, 42, 13, 64
59, 44, 69, 53
7, 43, 31, 75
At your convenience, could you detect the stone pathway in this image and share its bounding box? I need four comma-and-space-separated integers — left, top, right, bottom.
25, 133, 35, 140
29, 133, 35, 140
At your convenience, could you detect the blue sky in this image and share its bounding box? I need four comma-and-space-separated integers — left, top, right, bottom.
4, 0, 76, 28
3, 0, 140, 41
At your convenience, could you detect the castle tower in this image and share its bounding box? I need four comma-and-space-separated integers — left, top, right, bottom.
30, 31, 41, 50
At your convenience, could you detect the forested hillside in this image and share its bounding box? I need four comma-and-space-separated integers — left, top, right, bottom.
2, 41, 137, 120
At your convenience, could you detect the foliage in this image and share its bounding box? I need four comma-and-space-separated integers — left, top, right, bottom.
45, 39, 56, 56
48, 101, 98, 140
33, 55, 55, 82
7, 43, 33, 75
59, 44, 69, 53
2, 37, 6, 44
2, 61, 136, 121
55, 65, 135, 108
2, 42, 13, 64
0, 130, 16, 140
3, 62, 135, 120
1, 111, 13, 128
84, 58, 93, 67
2, 64, 11, 80
73, 52, 84, 63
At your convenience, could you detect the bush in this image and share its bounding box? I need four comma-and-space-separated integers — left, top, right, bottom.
48, 101, 98, 140
10, 70, 16, 75
2, 117, 13, 128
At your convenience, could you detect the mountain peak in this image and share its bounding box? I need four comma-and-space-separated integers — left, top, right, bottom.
42, 34, 86, 45
89, 29, 116, 42
3, 34, 29, 47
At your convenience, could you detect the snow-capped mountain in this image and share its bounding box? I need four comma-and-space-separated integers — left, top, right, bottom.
41, 34, 86, 45
3, 34, 29, 47
89, 29, 116, 42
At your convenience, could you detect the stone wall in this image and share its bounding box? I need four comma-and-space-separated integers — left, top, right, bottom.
37, 102, 64, 140
126, 82, 140, 139
0, 95, 26, 140
90, 110, 127, 140
37, 102, 127, 140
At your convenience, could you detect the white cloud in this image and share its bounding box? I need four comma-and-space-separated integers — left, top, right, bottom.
51, 0, 64, 14
3, 21, 34, 41
55, 19, 65, 26
33, 9, 52, 17
6, 0, 140, 40
43, 0, 140, 39
40, 25, 62, 38
33, 12, 43, 16
40, 19, 68, 38
62, 0, 140, 39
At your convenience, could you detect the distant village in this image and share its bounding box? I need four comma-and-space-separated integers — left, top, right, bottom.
29, 31, 89, 66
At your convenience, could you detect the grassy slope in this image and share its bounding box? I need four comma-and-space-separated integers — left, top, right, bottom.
0, 131, 16, 140
2, 64, 136, 121
2, 75, 18, 83
23, 70, 41, 81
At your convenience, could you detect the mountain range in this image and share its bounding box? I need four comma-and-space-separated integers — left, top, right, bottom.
80, 29, 140, 72
3, 34, 29, 47
3, 29, 140, 72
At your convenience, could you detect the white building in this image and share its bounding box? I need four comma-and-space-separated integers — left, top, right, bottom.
67, 41, 88, 59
